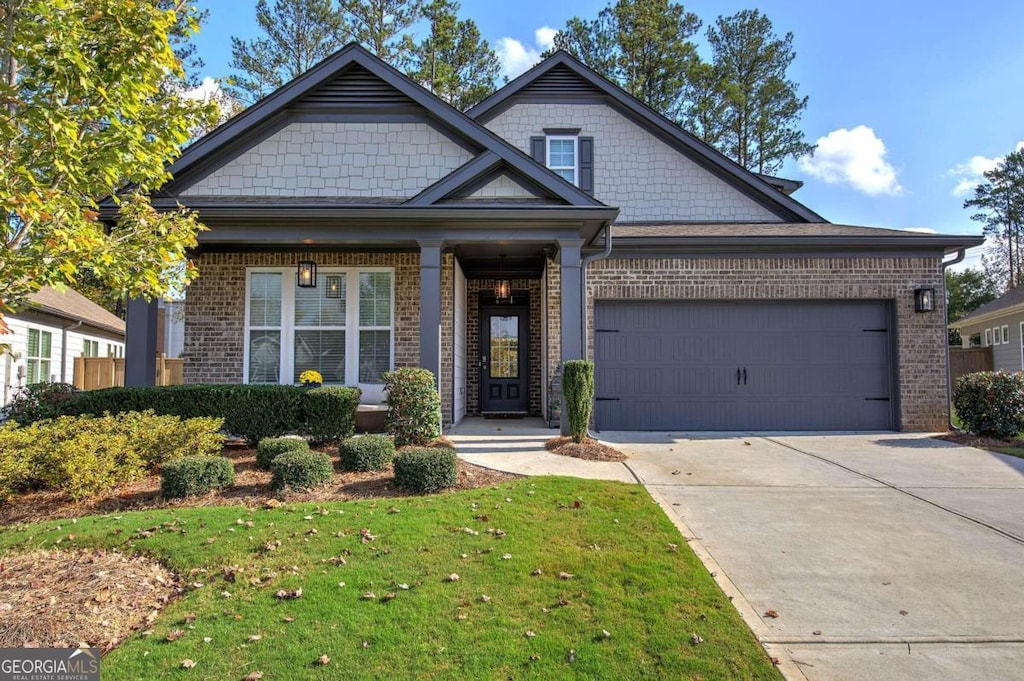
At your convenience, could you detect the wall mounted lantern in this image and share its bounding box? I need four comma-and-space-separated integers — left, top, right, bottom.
914, 287, 936, 313
325, 275, 342, 298
494, 254, 512, 303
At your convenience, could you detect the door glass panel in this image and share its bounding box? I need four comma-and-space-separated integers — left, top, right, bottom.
490, 315, 519, 378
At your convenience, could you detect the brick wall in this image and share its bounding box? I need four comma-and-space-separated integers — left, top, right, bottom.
482, 102, 783, 223
181, 122, 471, 198
577, 256, 948, 431
440, 253, 454, 426
184, 251, 420, 385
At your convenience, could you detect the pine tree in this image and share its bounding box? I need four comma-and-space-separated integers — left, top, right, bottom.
342, 0, 421, 68
966, 149, 1024, 290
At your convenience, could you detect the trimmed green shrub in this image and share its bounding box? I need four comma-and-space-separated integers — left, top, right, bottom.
393, 447, 457, 494
383, 368, 441, 447
271, 450, 335, 492
115, 411, 224, 468
304, 386, 360, 443
64, 384, 360, 445
256, 436, 310, 470
953, 371, 1024, 438
338, 434, 395, 472
0, 423, 35, 501
1, 382, 79, 424
562, 360, 595, 444
161, 456, 235, 499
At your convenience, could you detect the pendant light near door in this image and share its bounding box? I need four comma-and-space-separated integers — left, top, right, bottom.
494, 254, 512, 304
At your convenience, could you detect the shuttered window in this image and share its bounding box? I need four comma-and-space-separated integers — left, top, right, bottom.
26, 328, 52, 384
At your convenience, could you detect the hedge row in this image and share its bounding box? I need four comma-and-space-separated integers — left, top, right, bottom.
65, 384, 360, 444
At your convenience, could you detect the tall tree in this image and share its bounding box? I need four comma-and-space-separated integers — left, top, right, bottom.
965, 148, 1024, 290
551, 0, 701, 120
0, 0, 215, 336
704, 9, 813, 174
946, 268, 999, 345
343, 0, 421, 67
407, 0, 500, 110
227, 0, 347, 104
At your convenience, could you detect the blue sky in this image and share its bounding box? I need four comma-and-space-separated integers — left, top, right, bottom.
192, 0, 1024, 269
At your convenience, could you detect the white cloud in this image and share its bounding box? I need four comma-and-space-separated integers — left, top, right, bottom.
495, 26, 557, 80
183, 76, 223, 102
797, 126, 902, 196
901, 227, 937, 234
948, 141, 1024, 197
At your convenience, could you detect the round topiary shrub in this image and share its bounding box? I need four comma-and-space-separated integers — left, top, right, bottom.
256, 436, 309, 470
953, 371, 1024, 438
161, 456, 235, 499
393, 447, 457, 494
338, 434, 395, 472
271, 450, 334, 491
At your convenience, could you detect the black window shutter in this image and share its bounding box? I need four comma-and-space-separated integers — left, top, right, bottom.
579, 136, 594, 194
530, 136, 546, 164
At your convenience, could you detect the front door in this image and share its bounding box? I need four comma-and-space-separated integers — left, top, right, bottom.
480, 300, 529, 414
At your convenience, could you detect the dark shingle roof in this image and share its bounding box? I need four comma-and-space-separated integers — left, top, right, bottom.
952, 285, 1024, 326
611, 223, 920, 238
23, 287, 126, 336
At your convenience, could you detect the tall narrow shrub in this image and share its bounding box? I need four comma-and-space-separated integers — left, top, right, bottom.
383, 368, 442, 447
562, 360, 595, 443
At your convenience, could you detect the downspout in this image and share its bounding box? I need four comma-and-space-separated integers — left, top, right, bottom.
942, 248, 967, 431
61, 320, 83, 384
581, 223, 613, 436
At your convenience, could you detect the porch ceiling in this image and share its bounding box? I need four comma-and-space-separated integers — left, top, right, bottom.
456, 242, 550, 278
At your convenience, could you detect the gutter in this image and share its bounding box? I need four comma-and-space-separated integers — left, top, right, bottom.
60, 320, 83, 384
943, 248, 968, 431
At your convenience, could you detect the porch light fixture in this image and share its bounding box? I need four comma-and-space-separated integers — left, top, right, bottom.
494, 254, 512, 303
296, 258, 317, 288
914, 287, 936, 313
326, 275, 342, 298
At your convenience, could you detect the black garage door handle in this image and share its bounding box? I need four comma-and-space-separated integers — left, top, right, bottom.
596, 397, 620, 401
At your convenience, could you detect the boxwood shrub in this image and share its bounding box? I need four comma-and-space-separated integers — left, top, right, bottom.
64, 384, 360, 445
161, 456, 236, 499
256, 436, 310, 470
338, 434, 395, 472
393, 447, 457, 494
1, 382, 80, 424
271, 451, 334, 491
383, 368, 441, 447
953, 371, 1024, 438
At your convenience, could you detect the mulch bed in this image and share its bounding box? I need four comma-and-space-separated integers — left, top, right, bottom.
545, 436, 629, 462
0, 549, 180, 650
0, 445, 519, 526
936, 431, 1024, 450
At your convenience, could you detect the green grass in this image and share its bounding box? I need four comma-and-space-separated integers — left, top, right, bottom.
0, 478, 780, 680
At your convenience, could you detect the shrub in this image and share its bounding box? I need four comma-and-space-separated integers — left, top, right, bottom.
383, 368, 441, 447
271, 451, 334, 492
562, 360, 595, 444
116, 411, 224, 468
1, 382, 79, 424
65, 384, 360, 445
0, 423, 34, 501
304, 386, 360, 444
161, 456, 235, 499
393, 447, 457, 494
256, 437, 310, 470
338, 434, 395, 472
953, 371, 1024, 438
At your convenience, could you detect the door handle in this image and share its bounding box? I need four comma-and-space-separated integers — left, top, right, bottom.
743, 368, 747, 385
737, 368, 741, 385
481, 355, 488, 373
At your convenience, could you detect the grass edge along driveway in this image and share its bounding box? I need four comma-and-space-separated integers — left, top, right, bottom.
0, 477, 782, 680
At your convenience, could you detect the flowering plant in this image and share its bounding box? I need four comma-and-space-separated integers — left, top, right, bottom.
299, 370, 323, 386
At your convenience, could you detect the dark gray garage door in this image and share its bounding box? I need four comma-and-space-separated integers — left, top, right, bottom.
593, 300, 894, 431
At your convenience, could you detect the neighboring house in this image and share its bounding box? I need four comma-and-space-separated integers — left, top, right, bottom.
106, 45, 981, 432
949, 286, 1024, 371
1, 287, 125, 406
157, 299, 185, 360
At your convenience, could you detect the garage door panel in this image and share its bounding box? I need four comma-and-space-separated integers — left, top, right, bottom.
594, 301, 893, 431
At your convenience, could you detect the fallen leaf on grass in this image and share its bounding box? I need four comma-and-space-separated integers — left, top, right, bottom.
531, 568, 543, 576
180, 659, 196, 669
282, 616, 295, 623
525, 630, 536, 638
247, 634, 262, 643
446, 573, 460, 582
479, 595, 491, 603
362, 592, 376, 600
558, 572, 574, 580
316, 654, 331, 666
244, 672, 264, 681
690, 633, 704, 645
275, 588, 303, 600
166, 629, 185, 642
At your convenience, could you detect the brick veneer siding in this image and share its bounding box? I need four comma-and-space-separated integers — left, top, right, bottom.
482, 102, 783, 223
440, 252, 454, 426
544, 258, 561, 416
184, 251, 420, 386
546, 256, 946, 432
465, 279, 543, 417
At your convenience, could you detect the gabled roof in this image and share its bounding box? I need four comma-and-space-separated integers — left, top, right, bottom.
949, 285, 1024, 329
19, 287, 126, 336
152, 43, 606, 210
468, 51, 825, 223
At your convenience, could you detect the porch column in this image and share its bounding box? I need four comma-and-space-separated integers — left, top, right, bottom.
125, 297, 158, 387
558, 239, 584, 436
419, 240, 443, 385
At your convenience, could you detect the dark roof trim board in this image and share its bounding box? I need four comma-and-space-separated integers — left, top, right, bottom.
468, 51, 825, 223
147, 43, 606, 210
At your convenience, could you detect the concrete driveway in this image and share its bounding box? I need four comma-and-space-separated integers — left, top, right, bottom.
599, 431, 1024, 681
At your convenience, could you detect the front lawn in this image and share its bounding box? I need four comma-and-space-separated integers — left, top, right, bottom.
0, 478, 781, 680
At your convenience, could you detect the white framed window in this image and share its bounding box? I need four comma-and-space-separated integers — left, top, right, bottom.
546, 136, 578, 186
1002, 325, 1010, 344
244, 267, 394, 388
985, 328, 993, 346
26, 327, 52, 384
107, 343, 122, 358
994, 327, 1002, 345
82, 339, 100, 357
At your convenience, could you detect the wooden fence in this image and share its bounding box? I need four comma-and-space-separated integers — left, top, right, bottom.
73, 354, 183, 391
949, 347, 993, 384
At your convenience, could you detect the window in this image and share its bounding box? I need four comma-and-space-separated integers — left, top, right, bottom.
546, 136, 578, 185
993, 327, 1002, 345
106, 344, 122, 358
82, 340, 100, 357
985, 328, 993, 346
26, 328, 52, 384
1002, 325, 1010, 344
245, 268, 393, 386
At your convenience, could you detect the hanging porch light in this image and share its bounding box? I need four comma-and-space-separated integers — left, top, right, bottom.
494, 254, 512, 303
